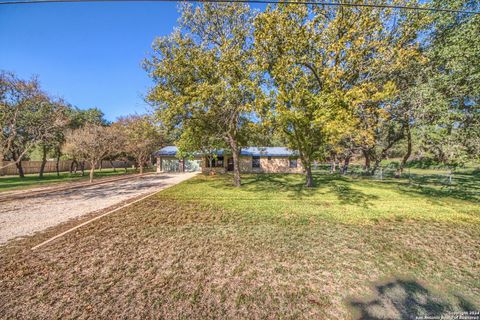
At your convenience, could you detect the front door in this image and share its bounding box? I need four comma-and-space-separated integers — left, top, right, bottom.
227, 157, 234, 171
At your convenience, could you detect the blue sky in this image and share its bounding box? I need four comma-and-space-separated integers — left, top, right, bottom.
0, 2, 181, 121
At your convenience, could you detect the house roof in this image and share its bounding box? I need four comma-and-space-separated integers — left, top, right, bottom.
155, 146, 298, 157
240, 147, 298, 157
155, 146, 178, 156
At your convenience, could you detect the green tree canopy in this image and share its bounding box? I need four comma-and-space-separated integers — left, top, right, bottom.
415, 0, 480, 164
145, 2, 261, 186
114, 114, 163, 174
254, 2, 425, 185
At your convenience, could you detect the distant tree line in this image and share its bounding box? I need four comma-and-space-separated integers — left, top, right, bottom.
1, 72, 163, 182
145, 0, 479, 187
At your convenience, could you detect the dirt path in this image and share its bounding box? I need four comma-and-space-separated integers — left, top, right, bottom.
0, 172, 197, 244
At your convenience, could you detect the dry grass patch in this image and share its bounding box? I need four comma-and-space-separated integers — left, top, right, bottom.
1, 173, 479, 319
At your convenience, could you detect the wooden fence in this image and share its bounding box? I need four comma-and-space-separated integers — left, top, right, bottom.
0, 160, 135, 176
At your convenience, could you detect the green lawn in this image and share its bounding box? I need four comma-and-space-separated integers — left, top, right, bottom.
1, 171, 479, 319
160, 172, 479, 224
0, 168, 141, 192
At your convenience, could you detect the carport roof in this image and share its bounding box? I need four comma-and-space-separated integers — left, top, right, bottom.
155, 146, 298, 157
155, 146, 179, 156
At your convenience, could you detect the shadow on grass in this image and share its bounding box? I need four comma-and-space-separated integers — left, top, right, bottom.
400, 183, 479, 203
372, 174, 479, 203
329, 182, 378, 207
193, 170, 478, 205
241, 173, 319, 196
348, 278, 478, 320
239, 173, 379, 207
338, 169, 480, 203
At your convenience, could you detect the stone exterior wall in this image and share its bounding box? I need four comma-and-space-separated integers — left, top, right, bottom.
202, 167, 227, 174
257, 157, 303, 173
239, 157, 252, 172
200, 155, 303, 174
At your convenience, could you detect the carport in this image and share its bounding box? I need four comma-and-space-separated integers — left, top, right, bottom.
155, 146, 202, 173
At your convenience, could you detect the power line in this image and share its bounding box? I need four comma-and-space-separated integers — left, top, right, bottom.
0, 0, 478, 15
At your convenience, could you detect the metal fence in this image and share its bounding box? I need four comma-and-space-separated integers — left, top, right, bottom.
312, 162, 462, 185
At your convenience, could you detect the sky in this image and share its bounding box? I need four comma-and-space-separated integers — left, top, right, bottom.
0, 1, 182, 121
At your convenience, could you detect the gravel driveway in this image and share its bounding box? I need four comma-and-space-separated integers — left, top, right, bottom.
0, 172, 197, 244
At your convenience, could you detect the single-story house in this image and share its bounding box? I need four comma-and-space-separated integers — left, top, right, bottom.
154, 146, 303, 174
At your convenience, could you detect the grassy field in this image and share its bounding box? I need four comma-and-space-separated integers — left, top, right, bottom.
0, 168, 141, 192
0, 171, 479, 319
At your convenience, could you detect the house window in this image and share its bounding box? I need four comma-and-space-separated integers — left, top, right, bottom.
216, 156, 224, 167
206, 156, 224, 167
252, 156, 260, 168
289, 159, 298, 168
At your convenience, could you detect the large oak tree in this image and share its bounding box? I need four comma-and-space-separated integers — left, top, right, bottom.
254, 4, 413, 186
414, 0, 480, 165
1, 71, 69, 177
145, 2, 260, 187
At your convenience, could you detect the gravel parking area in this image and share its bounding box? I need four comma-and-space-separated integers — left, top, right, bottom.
0, 172, 197, 244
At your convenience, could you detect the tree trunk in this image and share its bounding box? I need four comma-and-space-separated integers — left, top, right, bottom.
55, 147, 60, 177
89, 162, 95, 183
70, 160, 78, 174
12, 151, 25, 178
39, 145, 48, 178
342, 156, 351, 174
330, 153, 337, 173
371, 160, 381, 176
396, 127, 412, 178
16, 161, 25, 178
70, 159, 76, 173
99, 160, 103, 171
139, 160, 144, 174
371, 136, 402, 175
228, 138, 241, 187
81, 161, 85, 176
363, 150, 371, 170
305, 164, 313, 187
